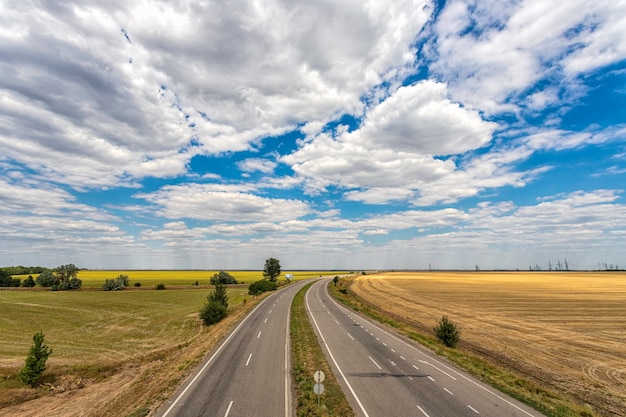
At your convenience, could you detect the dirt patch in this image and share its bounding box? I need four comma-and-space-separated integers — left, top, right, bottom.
349, 272, 626, 417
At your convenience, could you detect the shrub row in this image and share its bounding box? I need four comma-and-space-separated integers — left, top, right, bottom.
248, 279, 277, 296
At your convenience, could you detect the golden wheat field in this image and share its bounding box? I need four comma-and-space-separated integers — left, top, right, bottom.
350, 272, 626, 417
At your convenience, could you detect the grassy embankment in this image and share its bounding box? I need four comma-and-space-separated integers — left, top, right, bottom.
290, 282, 354, 417
0, 283, 261, 416
329, 275, 603, 417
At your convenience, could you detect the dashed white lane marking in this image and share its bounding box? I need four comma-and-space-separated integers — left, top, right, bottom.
245, 353, 252, 367
413, 365, 419, 370
444, 388, 454, 395
347, 333, 354, 340
369, 356, 382, 370
400, 356, 406, 360
390, 348, 396, 353
264, 318, 268, 323
335, 319, 340, 324
383, 342, 387, 346
417, 405, 431, 417
257, 331, 262, 339
427, 376, 435, 382
468, 405, 480, 414
269, 309, 272, 314
224, 400, 234, 417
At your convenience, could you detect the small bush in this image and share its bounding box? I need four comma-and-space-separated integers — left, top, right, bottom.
18, 331, 52, 386
248, 279, 277, 296
210, 271, 238, 285
22, 275, 36, 287
102, 274, 130, 291
134, 282, 141, 287
199, 282, 229, 326
433, 315, 461, 348
155, 283, 166, 290
199, 298, 227, 325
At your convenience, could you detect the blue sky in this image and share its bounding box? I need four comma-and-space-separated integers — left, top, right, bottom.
1, 0, 625, 270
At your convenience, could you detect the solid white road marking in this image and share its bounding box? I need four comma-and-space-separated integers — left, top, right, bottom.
419, 360, 457, 381
369, 356, 382, 370
224, 400, 234, 417
306, 282, 370, 417
468, 405, 480, 414
417, 405, 431, 417
245, 353, 252, 366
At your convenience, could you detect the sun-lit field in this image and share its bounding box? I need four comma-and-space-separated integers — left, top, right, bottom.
13, 270, 347, 288
0, 287, 249, 363
350, 272, 626, 417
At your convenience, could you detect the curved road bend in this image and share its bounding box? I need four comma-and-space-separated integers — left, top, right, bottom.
306, 279, 547, 417
155, 279, 310, 417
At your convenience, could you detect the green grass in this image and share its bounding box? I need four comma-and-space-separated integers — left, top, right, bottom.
0, 287, 249, 361
290, 282, 355, 417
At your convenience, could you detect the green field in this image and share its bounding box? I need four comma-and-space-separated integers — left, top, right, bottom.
12, 270, 348, 289
0, 287, 250, 363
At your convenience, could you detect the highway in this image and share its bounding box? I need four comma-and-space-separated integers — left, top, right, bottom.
306, 279, 547, 417
155, 280, 310, 417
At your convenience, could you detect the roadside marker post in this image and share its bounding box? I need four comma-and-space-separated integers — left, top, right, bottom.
314, 370, 325, 406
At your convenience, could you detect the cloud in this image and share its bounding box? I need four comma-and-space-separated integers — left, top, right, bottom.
134, 183, 311, 222
0, 0, 431, 190
426, 0, 626, 114
283, 80, 504, 204
237, 158, 278, 174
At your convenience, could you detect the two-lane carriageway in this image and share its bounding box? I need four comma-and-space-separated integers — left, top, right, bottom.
155, 279, 311, 417
305, 279, 547, 417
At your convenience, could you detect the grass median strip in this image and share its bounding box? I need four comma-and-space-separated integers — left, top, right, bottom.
290, 282, 355, 417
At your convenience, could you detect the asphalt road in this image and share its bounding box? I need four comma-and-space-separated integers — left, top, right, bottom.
155, 280, 310, 417
306, 279, 547, 417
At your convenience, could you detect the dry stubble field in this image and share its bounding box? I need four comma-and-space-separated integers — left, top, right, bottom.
350, 272, 626, 417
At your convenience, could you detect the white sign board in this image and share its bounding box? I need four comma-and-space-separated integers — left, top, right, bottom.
314, 370, 325, 383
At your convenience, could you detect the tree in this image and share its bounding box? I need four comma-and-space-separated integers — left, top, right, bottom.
103, 274, 130, 291
0, 269, 21, 287
18, 331, 52, 386
199, 282, 229, 325
22, 275, 36, 288
36, 270, 55, 287
210, 271, 238, 285
263, 258, 281, 282
54, 264, 82, 290
333, 276, 339, 286
433, 315, 461, 348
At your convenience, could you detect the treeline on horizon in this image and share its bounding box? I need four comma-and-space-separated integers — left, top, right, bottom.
0, 266, 51, 275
